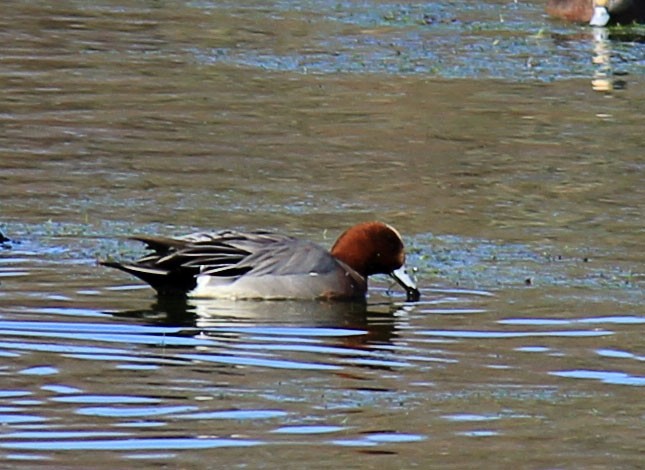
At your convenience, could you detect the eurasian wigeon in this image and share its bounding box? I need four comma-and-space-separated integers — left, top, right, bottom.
547, 0, 645, 26
101, 221, 420, 302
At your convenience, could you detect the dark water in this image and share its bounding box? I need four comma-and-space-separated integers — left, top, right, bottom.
1, 1, 643, 468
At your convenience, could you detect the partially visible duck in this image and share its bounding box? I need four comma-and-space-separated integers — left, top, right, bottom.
547, 0, 645, 26
0, 230, 10, 245
101, 221, 420, 302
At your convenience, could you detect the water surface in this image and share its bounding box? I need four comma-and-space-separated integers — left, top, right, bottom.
1, 0, 643, 468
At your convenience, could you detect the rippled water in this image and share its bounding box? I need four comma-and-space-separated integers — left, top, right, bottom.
1, 0, 644, 468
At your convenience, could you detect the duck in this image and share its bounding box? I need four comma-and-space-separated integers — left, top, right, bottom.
547, 0, 645, 26
101, 221, 421, 302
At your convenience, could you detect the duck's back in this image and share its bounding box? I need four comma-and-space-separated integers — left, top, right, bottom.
191, 237, 366, 300
103, 230, 366, 300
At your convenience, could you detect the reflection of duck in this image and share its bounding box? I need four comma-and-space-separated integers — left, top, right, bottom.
590, 27, 628, 92
111, 297, 404, 349
102, 222, 420, 302
547, 0, 645, 26
110, 296, 198, 326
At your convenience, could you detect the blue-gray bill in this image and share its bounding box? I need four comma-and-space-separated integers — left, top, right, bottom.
390, 267, 421, 302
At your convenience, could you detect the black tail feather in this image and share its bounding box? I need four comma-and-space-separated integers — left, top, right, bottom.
100, 260, 197, 296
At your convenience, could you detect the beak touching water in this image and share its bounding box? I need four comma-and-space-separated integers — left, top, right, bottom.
390, 266, 421, 302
